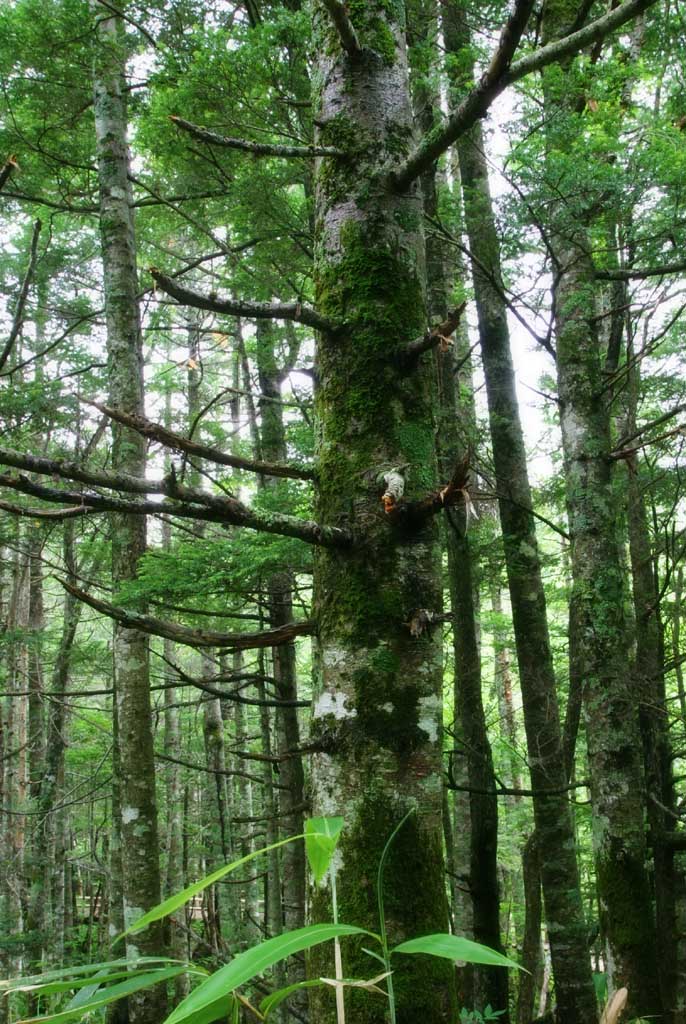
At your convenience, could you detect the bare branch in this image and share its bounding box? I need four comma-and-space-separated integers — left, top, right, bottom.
151, 268, 340, 333
0, 219, 42, 372
320, 0, 361, 56
170, 115, 344, 158
595, 258, 686, 281
58, 579, 317, 651
87, 401, 315, 481
393, 0, 657, 190
398, 303, 467, 366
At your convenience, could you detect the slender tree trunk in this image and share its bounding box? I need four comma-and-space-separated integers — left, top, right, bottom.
254, 321, 306, 944
92, 7, 164, 1018
540, 5, 661, 1015
440, 5, 597, 1020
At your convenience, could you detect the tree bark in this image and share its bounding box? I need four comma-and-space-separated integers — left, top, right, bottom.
442, 5, 597, 1020
91, 6, 164, 1019
540, 3, 661, 1014
308, 4, 454, 1021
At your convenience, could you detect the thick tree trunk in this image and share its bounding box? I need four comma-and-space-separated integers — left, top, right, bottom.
91, 7, 164, 1019
441, 6, 597, 1020
308, 5, 454, 1022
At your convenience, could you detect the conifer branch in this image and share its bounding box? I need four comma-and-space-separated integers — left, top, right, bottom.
170, 115, 345, 158
58, 580, 317, 652
151, 268, 340, 333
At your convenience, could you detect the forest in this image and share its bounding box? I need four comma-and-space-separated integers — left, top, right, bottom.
0, 0, 685, 1022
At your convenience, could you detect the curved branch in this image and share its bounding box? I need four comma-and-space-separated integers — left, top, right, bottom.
170, 115, 344, 158
58, 579, 317, 651
88, 401, 315, 481
151, 268, 340, 333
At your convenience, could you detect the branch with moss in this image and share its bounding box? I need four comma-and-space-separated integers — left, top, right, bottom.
58, 580, 317, 652
151, 267, 340, 333
0, 466, 352, 547
392, 0, 658, 190
88, 401, 315, 481
170, 115, 345, 158
320, 0, 361, 56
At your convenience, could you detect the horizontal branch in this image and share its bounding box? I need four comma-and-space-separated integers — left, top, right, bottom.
0, 468, 352, 547
59, 580, 317, 651
151, 268, 340, 333
0, 219, 42, 372
0, 155, 18, 193
89, 401, 315, 481
595, 258, 686, 281
321, 0, 361, 56
0, 497, 89, 520
398, 303, 467, 366
170, 115, 344, 158
392, 0, 657, 190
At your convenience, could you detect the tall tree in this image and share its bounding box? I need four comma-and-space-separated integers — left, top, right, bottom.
91, 3, 165, 1019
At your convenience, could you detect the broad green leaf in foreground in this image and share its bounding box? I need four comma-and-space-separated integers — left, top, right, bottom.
17, 966, 188, 1024
121, 833, 310, 939
164, 924, 367, 1024
392, 934, 524, 971
305, 816, 344, 884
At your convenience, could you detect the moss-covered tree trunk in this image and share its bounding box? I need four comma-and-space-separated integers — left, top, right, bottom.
440, 5, 597, 1020
308, 3, 454, 1021
540, 3, 661, 1015
92, 7, 164, 1019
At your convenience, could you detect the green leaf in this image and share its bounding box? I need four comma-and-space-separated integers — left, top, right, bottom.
164, 924, 367, 1024
1, 959, 184, 992
260, 979, 324, 1019
121, 834, 310, 940
392, 935, 525, 971
305, 817, 344, 885
17, 966, 188, 1024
